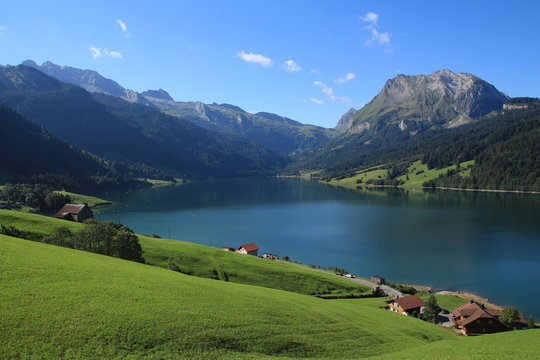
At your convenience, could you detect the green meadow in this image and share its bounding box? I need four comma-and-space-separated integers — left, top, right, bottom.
2, 235, 539, 359
0, 210, 370, 296
325, 160, 475, 190
53, 191, 113, 208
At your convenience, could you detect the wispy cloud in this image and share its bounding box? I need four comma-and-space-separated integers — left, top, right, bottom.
360, 12, 379, 25
309, 98, 324, 105
336, 72, 356, 84
282, 60, 302, 72
313, 81, 350, 103
0, 26, 7, 37
89, 47, 123, 59
361, 11, 392, 50
236, 50, 273, 67
116, 19, 132, 38
310, 68, 320, 74
364, 28, 391, 46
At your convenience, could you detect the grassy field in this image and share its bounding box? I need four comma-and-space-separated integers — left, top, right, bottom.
0, 210, 370, 296
0, 235, 453, 359
326, 160, 474, 190
54, 191, 113, 208
397, 160, 475, 188
326, 166, 388, 188
2, 235, 538, 359
419, 294, 467, 312
370, 330, 540, 360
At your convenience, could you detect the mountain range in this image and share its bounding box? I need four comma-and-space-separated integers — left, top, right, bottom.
23, 60, 333, 156
0, 60, 538, 192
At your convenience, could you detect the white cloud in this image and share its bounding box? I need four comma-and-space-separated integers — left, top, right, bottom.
361, 12, 379, 25
360, 12, 391, 49
313, 81, 350, 103
336, 72, 356, 84
0, 26, 7, 37
309, 98, 324, 105
282, 60, 302, 72
364, 28, 391, 46
89, 47, 123, 59
236, 50, 273, 67
310, 68, 320, 74
116, 19, 132, 38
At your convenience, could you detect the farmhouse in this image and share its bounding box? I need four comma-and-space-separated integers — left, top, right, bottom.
236, 243, 259, 256
387, 295, 425, 316
451, 302, 508, 336
263, 253, 279, 260
54, 204, 93, 223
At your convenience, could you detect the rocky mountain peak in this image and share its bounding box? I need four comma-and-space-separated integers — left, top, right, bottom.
338, 70, 509, 134
141, 89, 174, 101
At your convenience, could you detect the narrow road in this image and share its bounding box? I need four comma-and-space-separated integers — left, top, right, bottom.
287, 262, 403, 298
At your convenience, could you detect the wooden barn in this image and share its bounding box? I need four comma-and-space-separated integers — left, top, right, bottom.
387, 295, 425, 316
54, 204, 93, 223
451, 302, 509, 336
236, 243, 259, 256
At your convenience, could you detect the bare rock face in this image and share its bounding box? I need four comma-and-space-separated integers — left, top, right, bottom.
22, 60, 153, 106
337, 69, 509, 135
141, 89, 174, 101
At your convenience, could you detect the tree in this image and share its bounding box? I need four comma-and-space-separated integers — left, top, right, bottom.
527, 315, 536, 329
422, 295, 440, 323
283, 255, 291, 261
500, 306, 520, 328
72, 221, 144, 262
44, 192, 71, 212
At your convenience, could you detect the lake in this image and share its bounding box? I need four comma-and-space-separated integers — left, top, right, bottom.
95, 178, 540, 318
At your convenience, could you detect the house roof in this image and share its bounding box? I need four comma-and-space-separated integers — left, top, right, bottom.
452, 302, 507, 327
54, 204, 88, 218
239, 243, 259, 252
388, 295, 425, 311
452, 302, 501, 318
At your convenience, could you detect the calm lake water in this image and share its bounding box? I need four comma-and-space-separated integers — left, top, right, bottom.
95, 178, 540, 318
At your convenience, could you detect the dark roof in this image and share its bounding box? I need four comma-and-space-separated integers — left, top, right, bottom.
452, 302, 501, 318
389, 295, 425, 311
239, 243, 259, 252
56, 204, 87, 214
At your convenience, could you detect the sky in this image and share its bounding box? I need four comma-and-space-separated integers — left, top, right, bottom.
1, 0, 539, 128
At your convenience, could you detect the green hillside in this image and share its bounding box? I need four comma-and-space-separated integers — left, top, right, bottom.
2, 235, 538, 359
0, 209, 369, 296
0, 235, 449, 359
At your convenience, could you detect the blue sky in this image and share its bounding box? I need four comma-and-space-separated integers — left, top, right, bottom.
1, 0, 539, 128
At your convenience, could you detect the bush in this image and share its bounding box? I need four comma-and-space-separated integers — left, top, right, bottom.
43, 227, 73, 247
72, 221, 144, 262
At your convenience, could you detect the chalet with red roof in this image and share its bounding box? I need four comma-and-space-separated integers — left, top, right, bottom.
54, 204, 93, 223
386, 295, 425, 316
236, 243, 259, 256
451, 302, 508, 336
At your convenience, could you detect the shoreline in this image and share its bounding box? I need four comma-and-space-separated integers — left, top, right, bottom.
290, 175, 540, 195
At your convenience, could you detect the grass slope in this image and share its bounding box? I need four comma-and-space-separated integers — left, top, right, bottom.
54, 191, 113, 208
325, 160, 474, 189
0, 235, 456, 359
419, 294, 467, 312
0, 210, 369, 296
370, 329, 540, 360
